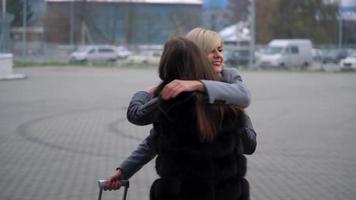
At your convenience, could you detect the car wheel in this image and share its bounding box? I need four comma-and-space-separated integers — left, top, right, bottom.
108, 58, 117, 63
301, 62, 309, 70
279, 63, 286, 69
69, 58, 76, 63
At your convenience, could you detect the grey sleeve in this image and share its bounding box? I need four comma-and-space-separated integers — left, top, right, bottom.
240, 114, 257, 155
200, 67, 251, 108
117, 128, 158, 179
127, 91, 159, 125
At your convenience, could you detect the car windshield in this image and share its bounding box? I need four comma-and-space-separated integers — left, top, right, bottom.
327, 50, 338, 55
322, 49, 344, 56
117, 46, 129, 51
75, 46, 93, 53
261, 47, 283, 55
239, 50, 249, 56
349, 52, 356, 58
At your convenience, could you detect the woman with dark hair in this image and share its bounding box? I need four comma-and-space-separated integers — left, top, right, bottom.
154, 37, 221, 143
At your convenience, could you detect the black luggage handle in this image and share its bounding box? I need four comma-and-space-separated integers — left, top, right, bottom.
97, 180, 129, 200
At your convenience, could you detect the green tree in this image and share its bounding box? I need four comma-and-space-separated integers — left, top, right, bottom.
271, 0, 338, 45
5, 0, 33, 27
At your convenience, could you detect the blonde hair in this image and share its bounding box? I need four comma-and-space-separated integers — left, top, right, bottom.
185, 27, 223, 54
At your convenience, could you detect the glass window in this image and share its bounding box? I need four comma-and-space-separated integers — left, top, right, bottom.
89, 49, 95, 54
99, 48, 114, 53
290, 46, 299, 54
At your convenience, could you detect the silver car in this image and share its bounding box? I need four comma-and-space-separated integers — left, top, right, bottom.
69, 45, 118, 63
339, 51, 356, 71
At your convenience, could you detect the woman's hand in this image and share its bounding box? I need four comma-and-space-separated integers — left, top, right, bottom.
160, 80, 204, 100
104, 169, 124, 191
146, 86, 157, 97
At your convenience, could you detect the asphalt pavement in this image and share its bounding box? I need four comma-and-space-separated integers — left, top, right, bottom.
0, 67, 355, 200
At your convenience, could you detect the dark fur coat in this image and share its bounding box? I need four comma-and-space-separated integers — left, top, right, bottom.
150, 93, 250, 200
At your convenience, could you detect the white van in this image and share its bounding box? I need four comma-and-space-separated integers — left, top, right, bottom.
256, 39, 313, 69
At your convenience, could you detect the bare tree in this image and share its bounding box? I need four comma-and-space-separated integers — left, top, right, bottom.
271, 0, 338, 45
228, 0, 250, 22
170, 7, 201, 38
5, 0, 33, 27
256, 0, 278, 44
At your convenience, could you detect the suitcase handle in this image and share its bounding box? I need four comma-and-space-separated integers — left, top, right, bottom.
98, 180, 129, 189
97, 179, 129, 200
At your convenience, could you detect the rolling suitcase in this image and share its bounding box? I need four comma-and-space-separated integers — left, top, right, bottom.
97, 180, 130, 200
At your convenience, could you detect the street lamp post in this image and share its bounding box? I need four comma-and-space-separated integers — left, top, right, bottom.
248, 0, 256, 68
70, 0, 74, 46
338, 14, 343, 49
2, 0, 5, 20
22, 0, 27, 56
1, 0, 6, 52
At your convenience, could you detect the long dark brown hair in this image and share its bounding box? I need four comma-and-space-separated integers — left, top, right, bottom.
156, 37, 227, 142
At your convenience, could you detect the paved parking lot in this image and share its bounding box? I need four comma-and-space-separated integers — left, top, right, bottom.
1, 67, 356, 200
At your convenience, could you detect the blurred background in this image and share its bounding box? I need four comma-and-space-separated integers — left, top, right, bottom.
0, 0, 355, 71
1, 1, 356, 200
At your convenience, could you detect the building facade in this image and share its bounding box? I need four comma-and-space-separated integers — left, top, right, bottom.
44, 0, 203, 45
340, 0, 356, 46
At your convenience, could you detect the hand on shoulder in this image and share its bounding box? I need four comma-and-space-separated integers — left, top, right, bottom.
160, 80, 204, 100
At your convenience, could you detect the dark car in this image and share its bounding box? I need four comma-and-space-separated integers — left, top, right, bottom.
320, 49, 348, 64
224, 48, 251, 66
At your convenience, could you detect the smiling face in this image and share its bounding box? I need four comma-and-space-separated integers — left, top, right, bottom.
186, 27, 225, 73
207, 44, 224, 73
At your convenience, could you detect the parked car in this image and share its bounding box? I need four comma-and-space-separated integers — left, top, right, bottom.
69, 45, 118, 63
339, 51, 356, 71
117, 46, 132, 59
224, 48, 250, 66
320, 49, 348, 64
127, 50, 161, 64
312, 48, 322, 62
